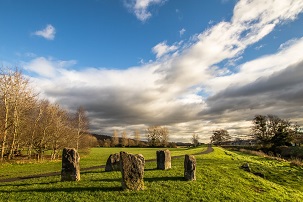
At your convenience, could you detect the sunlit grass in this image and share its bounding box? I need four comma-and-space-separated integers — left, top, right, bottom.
0, 146, 302, 201
0, 146, 206, 180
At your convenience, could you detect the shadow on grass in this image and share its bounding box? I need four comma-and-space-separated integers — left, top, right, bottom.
144, 176, 184, 182
81, 170, 102, 174
90, 178, 120, 182
0, 186, 122, 193
144, 168, 158, 171
0, 180, 60, 187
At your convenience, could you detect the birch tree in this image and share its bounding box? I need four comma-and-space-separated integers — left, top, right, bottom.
75, 106, 88, 150
0, 68, 37, 160
121, 131, 128, 147
111, 130, 119, 147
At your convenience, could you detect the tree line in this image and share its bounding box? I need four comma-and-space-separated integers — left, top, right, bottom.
0, 67, 98, 161
210, 114, 303, 147
251, 114, 301, 148
98, 126, 201, 148
99, 126, 173, 148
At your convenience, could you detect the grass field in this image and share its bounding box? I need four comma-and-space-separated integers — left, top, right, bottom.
0, 146, 206, 180
0, 146, 302, 201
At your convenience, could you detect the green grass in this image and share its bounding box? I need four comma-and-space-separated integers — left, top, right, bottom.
0, 146, 302, 201
0, 146, 206, 180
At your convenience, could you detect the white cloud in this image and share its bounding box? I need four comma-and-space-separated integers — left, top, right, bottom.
34, 24, 56, 40
161, 0, 303, 92
23, 57, 76, 78
207, 37, 303, 94
123, 0, 166, 22
26, 0, 303, 142
254, 44, 264, 50
208, 20, 214, 25
279, 38, 298, 50
152, 41, 179, 58
179, 28, 186, 37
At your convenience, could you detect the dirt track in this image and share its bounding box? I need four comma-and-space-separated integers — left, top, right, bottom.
0, 145, 213, 183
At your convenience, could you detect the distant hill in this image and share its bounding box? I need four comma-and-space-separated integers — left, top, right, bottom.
91, 133, 112, 141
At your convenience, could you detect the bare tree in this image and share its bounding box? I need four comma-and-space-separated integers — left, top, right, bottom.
50, 106, 72, 160
111, 130, 119, 147
75, 106, 89, 150
8, 70, 36, 159
35, 102, 55, 160
192, 134, 199, 147
80, 134, 98, 148
161, 127, 169, 147
0, 67, 96, 161
146, 126, 169, 147
134, 129, 141, 146
103, 139, 111, 147
0, 68, 37, 160
0, 68, 13, 160
25, 100, 44, 159
121, 131, 128, 147
211, 129, 231, 145
128, 139, 135, 147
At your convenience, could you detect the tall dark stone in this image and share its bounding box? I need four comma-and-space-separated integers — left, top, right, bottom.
120, 151, 144, 190
241, 163, 251, 172
61, 148, 80, 181
105, 153, 121, 171
156, 150, 171, 170
184, 154, 196, 181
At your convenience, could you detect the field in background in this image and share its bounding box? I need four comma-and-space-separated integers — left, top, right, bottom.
0, 146, 206, 180
0, 146, 303, 201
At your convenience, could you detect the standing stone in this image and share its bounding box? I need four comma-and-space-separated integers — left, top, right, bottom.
241, 163, 251, 172
61, 148, 80, 181
156, 150, 171, 170
184, 154, 196, 181
105, 153, 121, 171
120, 151, 144, 190
136, 154, 145, 166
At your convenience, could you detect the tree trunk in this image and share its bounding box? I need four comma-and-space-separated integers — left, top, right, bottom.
1, 97, 10, 160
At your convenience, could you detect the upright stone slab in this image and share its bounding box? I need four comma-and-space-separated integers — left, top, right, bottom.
184, 154, 196, 181
105, 153, 121, 171
156, 149, 171, 170
136, 154, 145, 166
120, 151, 144, 190
61, 148, 80, 181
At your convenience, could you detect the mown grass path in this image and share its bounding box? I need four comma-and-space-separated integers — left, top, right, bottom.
0, 146, 212, 183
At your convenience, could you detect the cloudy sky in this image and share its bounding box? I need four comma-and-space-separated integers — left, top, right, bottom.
1, 0, 303, 143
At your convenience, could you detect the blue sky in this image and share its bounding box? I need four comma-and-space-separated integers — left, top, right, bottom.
1, 0, 237, 68
1, 0, 303, 142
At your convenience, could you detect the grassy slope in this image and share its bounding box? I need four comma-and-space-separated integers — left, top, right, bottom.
0, 146, 302, 201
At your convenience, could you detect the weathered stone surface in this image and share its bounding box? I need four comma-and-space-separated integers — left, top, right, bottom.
241, 163, 251, 172
156, 150, 171, 170
105, 153, 121, 171
61, 148, 80, 181
184, 154, 196, 181
136, 154, 145, 166
120, 151, 144, 190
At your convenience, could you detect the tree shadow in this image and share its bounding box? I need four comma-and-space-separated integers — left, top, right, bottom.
81, 170, 102, 174
90, 178, 121, 183
144, 176, 184, 182
0, 186, 122, 193
0, 180, 60, 187
144, 168, 158, 171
